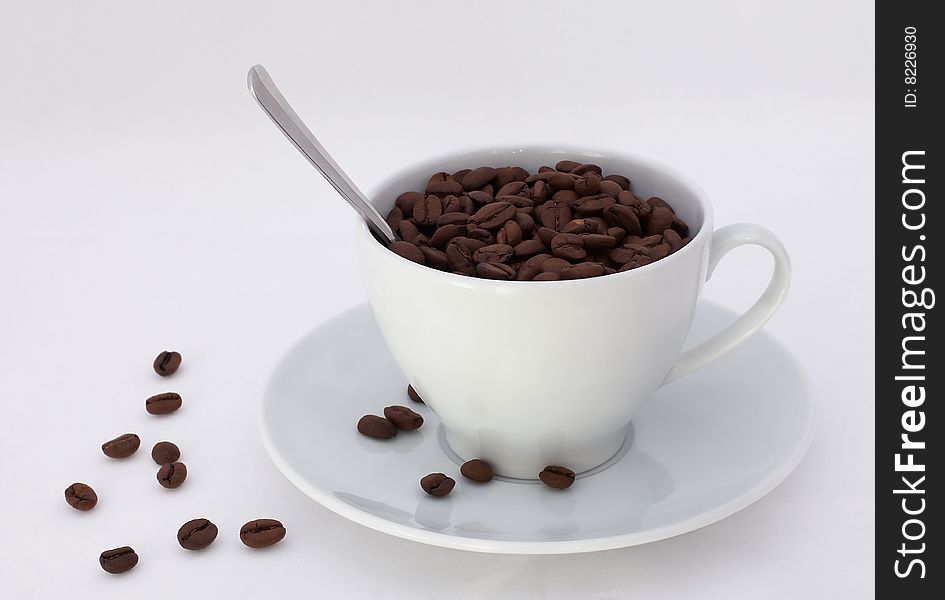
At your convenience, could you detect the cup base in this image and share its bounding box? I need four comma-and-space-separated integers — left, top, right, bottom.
441, 425, 630, 480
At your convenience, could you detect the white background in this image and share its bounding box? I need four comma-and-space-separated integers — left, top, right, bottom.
1, 1, 874, 598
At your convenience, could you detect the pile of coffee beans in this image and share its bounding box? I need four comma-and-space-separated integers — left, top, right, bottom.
358, 384, 574, 494
64, 350, 286, 575
384, 161, 691, 281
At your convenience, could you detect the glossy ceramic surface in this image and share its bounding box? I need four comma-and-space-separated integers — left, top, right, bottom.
259, 302, 813, 554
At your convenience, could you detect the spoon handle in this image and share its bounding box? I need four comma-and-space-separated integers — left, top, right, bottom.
247, 65, 396, 244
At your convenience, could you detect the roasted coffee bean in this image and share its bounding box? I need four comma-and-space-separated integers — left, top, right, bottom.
467, 190, 493, 205
65, 482, 97, 511
537, 226, 558, 246
646, 196, 672, 211
357, 415, 397, 439
640, 234, 665, 247
425, 180, 463, 197
608, 227, 627, 244
541, 257, 571, 274
413, 195, 443, 227
146, 392, 182, 415
546, 171, 575, 190
671, 216, 690, 236
442, 194, 462, 214
428, 171, 452, 184
153, 351, 182, 377
157, 462, 187, 489
649, 243, 672, 260
599, 180, 623, 199
513, 239, 547, 258
473, 243, 514, 264
537, 201, 572, 230
618, 256, 653, 271
178, 518, 218, 550
446, 241, 475, 272
102, 433, 140, 459
514, 212, 536, 234
574, 194, 615, 216
419, 246, 449, 270
496, 221, 523, 246
471, 201, 516, 230
465, 227, 495, 243
476, 262, 516, 280
420, 473, 455, 497
531, 180, 550, 202
617, 190, 651, 219
603, 203, 642, 235
451, 169, 471, 185
390, 241, 425, 265
560, 262, 607, 280
663, 228, 685, 251
582, 234, 617, 251
610, 245, 650, 266
461, 459, 494, 482
551, 233, 587, 261
552, 189, 581, 206
494, 166, 529, 188
644, 207, 675, 236
395, 191, 423, 216
516, 253, 552, 280
397, 219, 422, 243
460, 194, 476, 214
386, 206, 404, 230
462, 166, 497, 191
151, 441, 181, 465
429, 223, 464, 248
499, 195, 534, 211
570, 163, 602, 176
407, 384, 424, 404
539, 465, 575, 489
574, 172, 602, 196
100, 546, 138, 574
562, 218, 606, 235
383, 405, 424, 430
533, 272, 561, 281
603, 174, 631, 190
555, 159, 582, 172
240, 519, 287, 548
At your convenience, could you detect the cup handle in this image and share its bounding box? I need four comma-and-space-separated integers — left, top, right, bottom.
661, 223, 791, 385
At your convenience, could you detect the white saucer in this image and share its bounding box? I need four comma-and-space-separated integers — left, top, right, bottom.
259, 302, 814, 554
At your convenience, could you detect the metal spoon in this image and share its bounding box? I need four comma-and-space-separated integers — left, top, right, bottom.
247, 64, 396, 244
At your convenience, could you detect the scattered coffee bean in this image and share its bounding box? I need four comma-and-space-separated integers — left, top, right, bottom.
157, 461, 187, 489
64, 482, 98, 511
460, 459, 494, 482
146, 391, 182, 415
357, 415, 397, 439
240, 519, 286, 548
383, 405, 424, 430
100, 546, 138, 574
151, 441, 181, 465
101, 433, 140, 459
384, 162, 689, 280
153, 351, 182, 376
407, 384, 424, 404
539, 465, 576, 489
420, 472, 455, 497
177, 518, 218, 550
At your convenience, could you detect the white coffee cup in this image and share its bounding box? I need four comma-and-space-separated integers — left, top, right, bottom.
357, 146, 790, 479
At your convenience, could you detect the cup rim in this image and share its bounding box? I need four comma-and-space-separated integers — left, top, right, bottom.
359, 145, 714, 286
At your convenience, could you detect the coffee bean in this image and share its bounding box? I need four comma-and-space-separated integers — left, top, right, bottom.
537, 201, 572, 230
617, 190, 651, 219
599, 180, 623, 199
574, 172, 602, 196
413, 195, 443, 227
420, 472, 455, 497
516, 253, 552, 280
562, 218, 606, 235
146, 392, 182, 415
384, 405, 424, 430
357, 415, 397, 439
649, 243, 672, 260
539, 465, 575, 489
451, 169, 471, 185
460, 459, 494, 482
476, 262, 516, 280
574, 194, 615, 216
495, 181, 530, 199
65, 482, 97, 511
467, 190, 493, 205
462, 166, 497, 191
157, 462, 187, 488
425, 180, 463, 196
435, 212, 470, 229
496, 221, 523, 246
395, 191, 423, 216
429, 223, 463, 249
672, 216, 690, 237
555, 159, 581, 172
546, 171, 575, 190
610, 245, 650, 266
513, 239, 547, 258
663, 228, 684, 251
560, 262, 607, 280
153, 351, 181, 376
100, 546, 138, 574
514, 212, 536, 234
442, 194, 462, 214
390, 241, 426, 265
473, 243, 514, 264
465, 227, 495, 244
603, 203, 642, 235
460, 195, 476, 214
646, 196, 672, 211
240, 519, 287, 548
494, 166, 529, 188
552, 189, 581, 206
533, 272, 561, 281
551, 233, 587, 261
570, 163, 602, 176
471, 201, 516, 230
428, 171, 452, 184
178, 518, 218, 550
608, 226, 627, 244
386, 206, 404, 230
537, 226, 558, 246
498, 195, 534, 211
446, 240, 475, 272
644, 207, 675, 236
419, 246, 449, 270
603, 174, 631, 190
407, 384, 424, 403
640, 234, 665, 247
531, 180, 550, 202
102, 433, 140, 459
151, 441, 181, 465
540, 257, 571, 274
397, 220, 421, 244
582, 234, 617, 251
